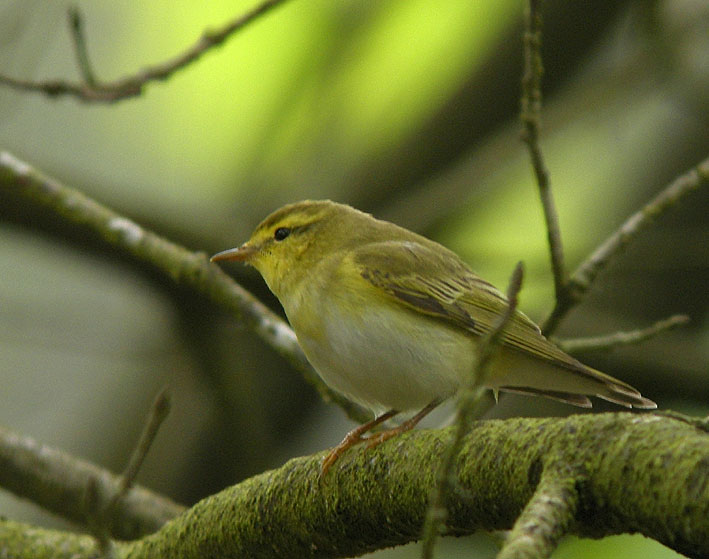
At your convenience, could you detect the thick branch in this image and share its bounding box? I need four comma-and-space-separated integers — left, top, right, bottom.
0, 426, 183, 540
0, 0, 292, 102
3, 413, 708, 558
0, 151, 369, 424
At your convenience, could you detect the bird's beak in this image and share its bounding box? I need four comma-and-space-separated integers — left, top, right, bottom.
210, 243, 258, 263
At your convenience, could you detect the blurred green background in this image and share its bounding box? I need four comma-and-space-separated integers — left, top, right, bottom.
0, 1, 707, 557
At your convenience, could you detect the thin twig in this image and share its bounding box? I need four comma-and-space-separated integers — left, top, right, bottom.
521, 0, 567, 303
116, 388, 171, 499
68, 6, 97, 86
0, 0, 292, 102
421, 262, 524, 559
542, 156, 709, 334
84, 476, 110, 553
555, 314, 690, 354
85, 388, 172, 556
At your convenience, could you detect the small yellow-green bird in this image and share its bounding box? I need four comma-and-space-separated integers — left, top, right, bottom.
212, 200, 656, 472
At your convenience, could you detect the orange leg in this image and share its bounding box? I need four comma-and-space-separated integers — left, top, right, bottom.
364, 398, 442, 449
321, 409, 398, 476
321, 398, 443, 476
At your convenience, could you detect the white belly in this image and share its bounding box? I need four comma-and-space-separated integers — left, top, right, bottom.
288, 293, 476, 415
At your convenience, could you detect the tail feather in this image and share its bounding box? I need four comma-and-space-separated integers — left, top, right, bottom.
488, 349, 657, 409
500, 387, 593, 408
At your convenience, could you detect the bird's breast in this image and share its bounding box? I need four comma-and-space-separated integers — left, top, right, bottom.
285, 286, 476, 414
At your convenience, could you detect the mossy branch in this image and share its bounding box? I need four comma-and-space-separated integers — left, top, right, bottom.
2, 413, 708, 558
498, 468, 579, 559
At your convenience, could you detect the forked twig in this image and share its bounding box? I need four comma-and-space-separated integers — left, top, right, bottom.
0, 0, 291, 102
542, 156, 708, 334
85, 388, 171, 555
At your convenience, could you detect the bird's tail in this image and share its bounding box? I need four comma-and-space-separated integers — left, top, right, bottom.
488, 348, 657, 409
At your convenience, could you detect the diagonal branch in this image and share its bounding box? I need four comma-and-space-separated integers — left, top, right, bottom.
497, 468, 580, 559
0, 150, 370, 424
555, 314, 690, 354
542, 155, 709, 334
0, 0, 292, 103
84, 387, 172, 551
0, 426, 184, 540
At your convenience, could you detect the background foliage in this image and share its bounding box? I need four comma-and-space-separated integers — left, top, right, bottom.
0, 1, 706, 557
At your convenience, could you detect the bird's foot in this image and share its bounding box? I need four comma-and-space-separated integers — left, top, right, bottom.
320, 409, 398, 476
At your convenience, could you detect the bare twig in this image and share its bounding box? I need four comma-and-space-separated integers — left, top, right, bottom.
0, 150, 370, 424
84, 476, 111, 554
85, 388, 172, 555
68, 6, 97, 86
555, 314, 690, 354
117, 388, 171, 500
521, 0, 567, 302
0, 0, 292, 102
421, 262, 524, 559
542, 156, 709, 334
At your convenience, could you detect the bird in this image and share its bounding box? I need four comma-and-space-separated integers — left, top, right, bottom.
211, 200, 656, 473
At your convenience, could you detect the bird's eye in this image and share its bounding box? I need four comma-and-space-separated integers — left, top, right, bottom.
274, 227, 291, 241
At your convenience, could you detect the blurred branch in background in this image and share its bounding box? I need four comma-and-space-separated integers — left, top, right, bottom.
521, 0, 567, 307
0, 0, 291, 102
542, 155, 709, 334
0, 425, 184, 540
67, 6, 97, 87
0, 150, 369, 425
556, 313, 690, 354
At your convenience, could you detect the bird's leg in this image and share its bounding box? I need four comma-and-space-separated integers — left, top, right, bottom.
364, 398, 442, 449
321, 409, 398, 476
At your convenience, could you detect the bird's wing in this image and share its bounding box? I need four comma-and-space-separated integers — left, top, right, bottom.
351, 240, 584, 372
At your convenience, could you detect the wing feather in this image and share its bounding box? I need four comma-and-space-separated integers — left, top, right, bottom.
353, 240, 587, 374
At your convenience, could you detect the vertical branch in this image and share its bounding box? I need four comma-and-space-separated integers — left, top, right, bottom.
84, 388, 172, 554
521, 0, 568, 307
421, 263, 525, 559
68, 6, 98, 87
